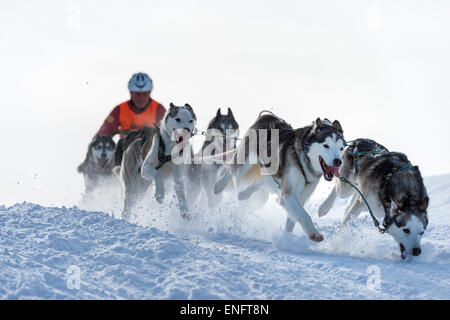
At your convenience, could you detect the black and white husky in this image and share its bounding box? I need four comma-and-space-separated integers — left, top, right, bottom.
78, 135, 116, 194
318, 138, 429, 259
188, 108, 239, 207
214, 113, 345, 242
116, 103, 197, 220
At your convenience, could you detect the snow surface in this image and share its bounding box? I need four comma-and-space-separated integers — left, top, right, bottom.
0, 174, 449, 299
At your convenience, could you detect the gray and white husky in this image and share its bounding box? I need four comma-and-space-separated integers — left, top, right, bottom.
214, 113, 345, 242
188, 108, 240, 207
78, 135, 116, 194
318, 138, 429, 259
116, 103, 197, 220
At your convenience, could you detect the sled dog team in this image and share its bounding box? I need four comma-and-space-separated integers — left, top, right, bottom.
79, 103, 429, 260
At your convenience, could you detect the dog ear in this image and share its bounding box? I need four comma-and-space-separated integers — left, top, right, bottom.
170, 102, 176, 109
419, 196, 429, 213
184, 103, 197, 121
315, 118, 323, 129
332, 120, 343, 133
216, 108, 222, 117
390, 200, 399, 216
227, 108, 233, 117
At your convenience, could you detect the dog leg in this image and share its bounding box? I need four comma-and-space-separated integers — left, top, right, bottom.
335, 176, 355, 199
279, 169, 323, 242
122, 177, 149, 221
186, 163, 202, 204
172, 164, 189, 219
214, 168, 232, 195
202, 171, 222, 208
342, 193, 364, 225
238, 178, 263, 201
122, 187, 136, 221
285, 217, 296, 233
318, 185, 337, 217
280, 190, 323, 242
141, 164, 164, 204
141, 136, 165, 204
215, 162, 254, 195
120, 141, 146, 220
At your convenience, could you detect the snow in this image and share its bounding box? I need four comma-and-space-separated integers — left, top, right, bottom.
0, 174, 449, 299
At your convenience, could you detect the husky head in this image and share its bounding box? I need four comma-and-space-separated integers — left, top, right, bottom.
78, 135, 116, 174
162, 103, 197, 147
304, 118, 345, 181
385, 166, 429, 259
206, 107, 240, 149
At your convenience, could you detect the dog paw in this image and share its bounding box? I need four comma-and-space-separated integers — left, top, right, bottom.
121, 211, 131, 221
214, 176, 229, 195
317, 204, 330, 217
154, 190, 164, 204
237, 191, 250, 201
180, 205, 190, 219
308, 232, 324, 242
181, 212, 191, 220
213, 183, 223, 195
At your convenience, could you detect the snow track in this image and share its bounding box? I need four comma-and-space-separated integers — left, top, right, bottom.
0, 175, 449, 299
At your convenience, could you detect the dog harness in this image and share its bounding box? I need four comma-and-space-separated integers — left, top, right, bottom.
393, 160, 413, 171
156, 136, 172, 170
353, 148, 385, 174
342, 156, 415, 233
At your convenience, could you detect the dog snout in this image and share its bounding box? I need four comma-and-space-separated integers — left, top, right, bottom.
333, 158, 342, 167
412, 247, 421, 256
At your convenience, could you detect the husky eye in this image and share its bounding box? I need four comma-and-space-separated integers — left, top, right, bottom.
403, 229, 410, 234
189, 120, 193, 123
323, 144, 329, 148
419, 231, 424, 236
340, 147, 344, 151
175, 118, 181, 122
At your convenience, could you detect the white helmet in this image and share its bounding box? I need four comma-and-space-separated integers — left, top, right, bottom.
128, 72, 153, 92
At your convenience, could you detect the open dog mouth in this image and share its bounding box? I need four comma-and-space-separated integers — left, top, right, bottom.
96, 158, 109, 167
400, 243, 406, 260
172, 128, 191, 148
319, 156, 340, 181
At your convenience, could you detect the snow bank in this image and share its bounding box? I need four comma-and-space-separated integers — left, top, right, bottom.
0, 175, 449, 299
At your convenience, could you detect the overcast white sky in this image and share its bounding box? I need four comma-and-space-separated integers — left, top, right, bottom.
0, 0, 449, 206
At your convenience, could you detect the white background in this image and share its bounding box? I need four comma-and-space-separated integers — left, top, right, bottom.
1, 0, 449, 206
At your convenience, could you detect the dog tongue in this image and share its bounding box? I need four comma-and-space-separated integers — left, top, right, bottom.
324, 162, 340, 177
330, 166, 340, 177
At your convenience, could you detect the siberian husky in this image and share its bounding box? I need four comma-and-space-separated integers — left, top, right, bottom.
214, 113, 345, 242
78, 135, 116, 194
318, 138, 429, 259
188, 108, 240, 207
116, 103, 197, 220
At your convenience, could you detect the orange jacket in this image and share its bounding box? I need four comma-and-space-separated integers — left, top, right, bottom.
119, 99, 160, 131
96, 99, 165, 137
